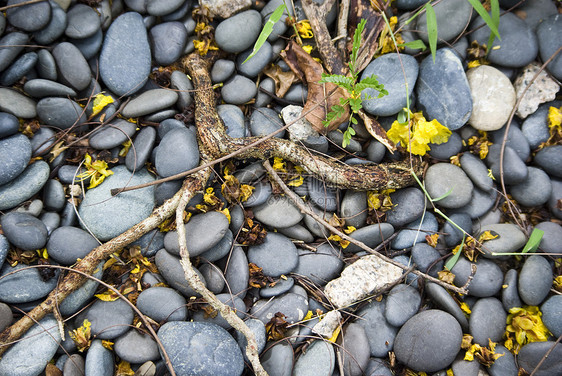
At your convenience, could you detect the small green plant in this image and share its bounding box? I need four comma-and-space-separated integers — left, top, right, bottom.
318, 19, 388, 148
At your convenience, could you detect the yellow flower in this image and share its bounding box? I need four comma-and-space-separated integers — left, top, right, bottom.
75, 154, 114, 189
101, 340, 114, 350
547, 106, 561, 128
193, 39, 219, 56
119, 140, 131, 157
296, 20, 314, 39
95, 290, 119, 302
302, 45, 313, 54
554, 275, 562, 292
116, 360, 135, 376
504, 306, 551, 354
377, 16, 404, 56
91, 93, 114, 117
367, 189, 395, 211
272, 157, 286, 172
327, 234, 350, 249
69, 319, 92, 352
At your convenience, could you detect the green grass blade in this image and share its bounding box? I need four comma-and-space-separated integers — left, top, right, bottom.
521, 228, 544, 253
397, 39, 427, 51
425, 2, 438, 63
243, 3, 285, 64
466, 0, 501, 40
445, 237, 465, 270
430, 187, 453, 202
486, 0, 500, 53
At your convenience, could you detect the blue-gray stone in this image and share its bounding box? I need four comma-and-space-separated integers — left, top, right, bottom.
486, 144, 529, 185
155, 127, 200, 177
217, 104, 246, 138
490, 121, 530, 161
250, 107, 284, 138
518, 341, 562, 376
535, 221, 562, 254
63, 354, 85, 376
1, 212, 48, 251
450, 256, 504, 297
47, 226, 99, 265
442, 213, 472, 247
425, 162, 473, 208
23, 79, 77, 98
6, 0, 51, 32
0, 262, 59, 303
416, 0, 472, 43
199, 262, 225, 294
416, 48, 472, 130
469, 297, 506, 346
121, 89, 178, 118
78, 166, 155, 241
541, 295, 562, 338
385, 284, 421, 327
155, 249, 206, 297
150, 21, 188, 66
212, 59, 236, 83
136, 286, 187, 322
70, 28, 103, 60
0, 51, 37, 86
243, 180, 272, 207
114, 329, 159, 364
453, 186, 497, 219
192, 293, 246, 329
131, 228, 164, 257
534, 145, 562, 178
170, 70, 193, 110
260, 277, 295, 298
126, 125, 156, 172
521, 101, 560, 149
52, 42, 92, 91
386, 187, 425, 227
253, 195, 303, 229
0, 160, 49, 210
411, 243, 443, 276
0, 112, 19, 139
425, 282, 469, 331
0, 87, 37, 118
215, 10, 262, 53
237, 41, 273, 78
236, 318, 266, 362
14, 198, 43, 217
307, 177, 337, 211
0, 235, 8, 271
78, 298, 134, 340
510, 167, 552, 206
293, 243, 344, 286
59, 262, 103, 316
471, 10, 538, 68
428, 132, 463, 160
37, 97, 87, 130
478, 223, 527, 258
357, 299, 398, 357
340, 190, 367, 228
65, 4, 101, 39
502, 269, 522, 312
248, 232, 298, 277
200, 229, 233, 263
36, 49, 57, 81
293, 340, 335, 376
223, 245, 249, 299
0, 316, 61, 376
518, 255, 552, 306
251, 292, 308, 324
392, 212, 438, 250
341, 323, 370, 376
157, 118, 186, 139
261, 0, 293, 42
346, 223, 395, 253
100, 12, 151, 96
488, 344, 518, 376
158, 321, 244, 376
0, 32, 29, 71
89, 118, 137, 150
33, 1, 67, 45
84, 340, 114, 376
537, 14, 562, 80
0, 134, 31, 186
518, 0, 558, 30
460, 152, 494, 192
222, 75, 258, 105
261, 342, 294, 376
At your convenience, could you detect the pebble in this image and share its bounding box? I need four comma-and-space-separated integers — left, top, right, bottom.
215, 10, 262, 53
126, 125, 156, 171
221, 246, 248, 298
517, 341, 562, 376
384, 284, 421, 327
428, 131, 463, 159
170, 71, 193, 110
488, 344, 518, 376
114, 329, 159, 364
307, 177, 337, 211
37, 97, 87, 130
392, 212, 438, 250
218, 104, 246, 138
261, 0, 292, 42
0, 160, 50, 211
534, 145, 562, 178
467, 66, 516, 131
502, 269, 522, 312
357, 298, 398, 357
158, 321, 244, 376
0, 262, 59, 303
253, 195, 304, 228
341, 323, 370, 376
450, 256, 504, 297
47, 226, 99, 265
345, 223, 395, 253
260, 277, 295, 298
278, 224, 314, 243
248, 232, 298, 277
1, 212, 48, 251
63, 354, 85, 376
0, 32, 29, 72
425, 282, 469, 331
212, 59, 236, 83
261, 342, 294, 376
221, 75, 258, 105
198, 262, 225, 294
486, 145, 529, 185
200, 229, 234, 262
442, 213, 472, 247
416, 0, 472, 43
478, 223, 527, 258
361, 53, 418, 117
416, 48, 472, 130
548, 178, 562, 220
0, 133, 31, 186
52, 42, 92, 91
122, 89, 178, 117
425, 163, 474, 208
518, 255, 553, 306
490, 121, 531, 161
250, 107, 285, 138
150, 21, 188, 66
460, 152, 494, 192
0, 51, 37, 86
251, 292, 308, 324
237, 41, 273, 78
471, 11, 538, 68
155, 249, 207, 297
155, 127, 200, 178
84, 339, 114, 376
536, 14, 562, 80
78, 298, 134, 339
59, 262, 103, 316
394, 310, 462, 373
293, 340, 335, 376
385, 187, 425, 227
510, 167, 552, 206
411, 243, 443, 276
0, 112, 19, 138
541, 295, 562, 338
192, 293, 246, 329
0, 87, 37, 118
293, 243, 344, 286
78, 166, 155, 241
469, 297, 506, 345
235, 318, 266, 361
99, 12, 152, 96
521, 101, 559, 149
340, 190, 367, 228
535, 221, 562, 254
23, 79, 77, 98
6, 0, 51, 32
33, 2, 66, 45
89, 119, 137, 149
0, 302, 11, 332
0, 316, 61, 376
66, 4, 101, 39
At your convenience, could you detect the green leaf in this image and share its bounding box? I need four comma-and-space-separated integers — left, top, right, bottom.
397, 108, 409, 124
350, 116, 358, 125
425, 2, 438, 63
486, 0, 500, 53
349, 19, 367, 75
243, 3, 286, 64
466, 0, 501, 41
349, 97, 363, 113
521, 228, 544, 254
430, 187, 454, 202
319, 73, 354, 93
445, 237, 465, 270
323, 106, 346, 127
355, 75, 387, 94
397, 39, 428, 51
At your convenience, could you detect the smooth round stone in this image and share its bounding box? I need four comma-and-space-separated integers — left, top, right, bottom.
131, 229, 164, 257
428, 132, 463, 159
237, 41, 273, 78
253, 195, 303, 229
164, 211, 229, 257
65, 4, 101, 39
340, 323, 370, 376
155, 127, 199, 178
425, 282, 469, 331
235, 318, 266, 362
100, 12, 151, 96
215, 10, 262, 53
0, 32, 29, 72
0, 51, 37, 86
442, 213, 472, 247
52, 42, 92, 91
217, 104, 245, 138
222, 75, 258, 105
261, 342, 294, 376
425, 163, 473, 208
46, 226, 98, 265
70, 28, 103, 60
248, 232, 298, 277
521, 102, 559, 148
340, 190, 367, 228
293, 339, 335, 376
192, 294, 246, 329
0, 316, 60, 376
534, 145, 562, 178
392, 212, 438, 250
63, 354, 85, 376
78, 298, 134, 339
294, 243, 344, 286
15, 198, 43, 217
150, 21, 187, 66
385, 284, 421, 327
416, 48, 472, 130
0, 112, 19, 138
78, 166, 155, 241
0, 161, 50, 211
357, 299, 398, 357
23, 79, 77, 98
84, 339, 114, 376
212, 59, 236, 83
250, 107, 285, 139
537, 14, 562, 80
125, 125, 156, 172
486, 145, 528, 185
478, 223, 527, 258
502, 269, 522, 312
416, 0, 472, 42
114, 329, 159, 364
1, 212, 48, 251
260, 277, 295, 298
450, 256, 504, 297
469, 297, 506, 346
59, 262, 103, 316
518, 341, 562, 376
0, 134, 31, 186
223, 246, 249, 299
548, 178, 562, 219
460, 152, 494, 192
0, 261, 59, 303
6, 0, 51, 32
306, 177, 337, 212
36, 97, 87, 130
278, 224, 314, 243
346, 223, 395, 253
490, 122, 530, 162
170, 70, 193, 110
137, 286, 188, 322
199, 229, 233, 263
157, 118, 186, 138
251, 292, 308, 324
328, 130, 362, 153
467, 65, 516, 131
385, 187, 424, 227
486, 344, 517, 376
360, 53, 418, 117
510, 167, 552, 206
122, 89, 178, 117
535, 221, 562, 254
366, 140, 386, 163
155, 249, 207, 298
0, 88, 37, 118
0, 302, 11, 333
89, 119, 137, 149
32, 1, 66, 45
411, 243, 443, 276
154, 179, 182, 206
243, 181, 272, 207
471, 11, 538, 68
158, 321, 244, 376
519, 255, 552, 306
541, 295, 562, 337
148, 0, 185, 16
199, 262, 225, 294
36, 49, 57, 80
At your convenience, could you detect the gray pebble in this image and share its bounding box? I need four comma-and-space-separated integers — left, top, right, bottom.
47, 226, 99, 265
0, 133, 31, 186
215, 10, 262, 53
510, 166, 552, 206
0, 160, 50, 211
478, 223, 527, 258
222, 75, 257, 105
450, 256, 504, 297
469, 297, 506, 345
1, 212, 48, 251
385, 187, 425, 227
425, 163, 474, 208
385, 284, 421, 327
137, 285, 188, 323
502, 269, 522, 311
518, 255, 553, 306
155, 127, 200, 177
357, 298, 398, 357
248, 232, 298, 277
518, 341, 562, 376
89, 118, 137, 150
114, 329, 159, 364
52, 42, 92, 91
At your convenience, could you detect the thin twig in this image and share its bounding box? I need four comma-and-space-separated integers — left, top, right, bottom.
0, 0, 46, 11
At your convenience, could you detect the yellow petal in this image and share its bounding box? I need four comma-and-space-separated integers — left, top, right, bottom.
92, 93, 115, 116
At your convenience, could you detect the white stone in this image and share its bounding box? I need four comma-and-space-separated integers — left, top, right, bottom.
514, 62, 559, 118
281, 105, 320, 143
201, 0, 252, 18
312, 310, 342, 338
467, 65, 516, 131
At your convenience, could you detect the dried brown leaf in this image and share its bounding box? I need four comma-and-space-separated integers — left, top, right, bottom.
263, 64, 299, 98
358, 110, 396, 153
